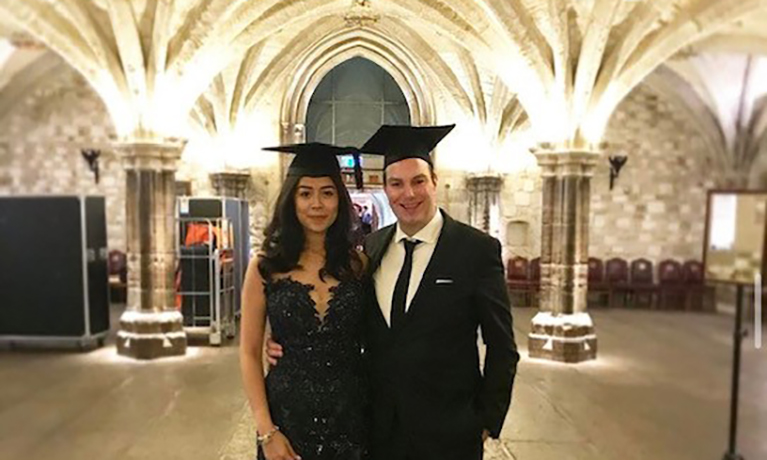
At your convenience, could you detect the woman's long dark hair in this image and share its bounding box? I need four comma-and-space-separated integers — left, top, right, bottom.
258, 173, 363, 282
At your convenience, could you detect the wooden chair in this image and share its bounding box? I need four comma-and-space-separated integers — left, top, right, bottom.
587, 257, 609, 308
108, 249, 127, 303
682, 260, 716, 312
506, 256, 531, 307
605, 257, 629, 308
629, 258, 657, 309
658, 259, 684, 310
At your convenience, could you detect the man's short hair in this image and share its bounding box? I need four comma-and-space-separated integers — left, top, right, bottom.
383, 161, 437, 185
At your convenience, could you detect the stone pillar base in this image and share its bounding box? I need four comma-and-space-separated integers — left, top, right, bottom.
117, 310, 187, 359
528, 312, 597, 363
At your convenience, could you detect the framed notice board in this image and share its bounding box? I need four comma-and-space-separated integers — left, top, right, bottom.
703, 190, 767, 285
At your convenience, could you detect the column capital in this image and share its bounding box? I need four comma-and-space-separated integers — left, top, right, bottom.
210, 170, 252, 198
466, 173, 504, 193
114, 138, 186, 171
533, 149, 600, 178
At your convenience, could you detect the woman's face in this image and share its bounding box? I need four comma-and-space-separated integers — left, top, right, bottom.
294, 176, 339, 235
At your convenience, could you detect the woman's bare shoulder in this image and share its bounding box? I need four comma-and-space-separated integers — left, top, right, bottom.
245, 253, 267, 283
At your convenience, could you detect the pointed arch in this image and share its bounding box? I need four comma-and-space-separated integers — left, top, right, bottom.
275, 26, 438, 139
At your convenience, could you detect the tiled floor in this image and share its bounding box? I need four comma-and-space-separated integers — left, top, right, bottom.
1, 306, 764, 460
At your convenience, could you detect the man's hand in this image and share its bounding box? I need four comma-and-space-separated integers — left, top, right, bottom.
265, 338, 284, 366
482, 429, 490, 442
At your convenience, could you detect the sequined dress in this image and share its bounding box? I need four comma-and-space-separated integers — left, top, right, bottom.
258, 277, 368, 460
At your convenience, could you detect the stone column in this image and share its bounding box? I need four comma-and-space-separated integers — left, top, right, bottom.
467, 174, 503, 236
281, 122, 305, 143
528, 149, 598, 363
116, 140, 187, 359
210, 171, 251, 198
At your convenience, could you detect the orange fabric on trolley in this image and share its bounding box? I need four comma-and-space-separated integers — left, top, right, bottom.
184, 222, 222, 247
176, 222, 222, 309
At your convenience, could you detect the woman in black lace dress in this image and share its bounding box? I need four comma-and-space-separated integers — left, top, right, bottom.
240, 143, 368, 460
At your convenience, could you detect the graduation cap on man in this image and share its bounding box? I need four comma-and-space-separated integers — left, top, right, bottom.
360, 124, 455, 169
262, 142, 364, 189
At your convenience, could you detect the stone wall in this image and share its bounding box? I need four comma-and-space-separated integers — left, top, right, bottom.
434, 168, 470, 224
0, 62, 125, 250
0, 60, 284, 255
592, 84, 732, 263
242, 168, 283, 251
434, 166, 543, 264
499, 169, 543, 261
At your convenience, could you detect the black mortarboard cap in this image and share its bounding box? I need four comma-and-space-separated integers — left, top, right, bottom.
262, 142, 364, 189
360, 124, 455, 168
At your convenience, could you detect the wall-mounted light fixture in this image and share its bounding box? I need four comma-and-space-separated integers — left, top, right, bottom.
81, 149, 101, 184
608, 155, 627, 191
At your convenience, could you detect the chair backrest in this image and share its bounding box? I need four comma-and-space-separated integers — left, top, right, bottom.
108, 249, 127, 282
630, 258, 654, 284
530, 257, 541, 281
658, 259, 683, 284
507, 256, 529, 281
682, 260, 704, 284
606, 257, 628, 283
588, 257, 604, 283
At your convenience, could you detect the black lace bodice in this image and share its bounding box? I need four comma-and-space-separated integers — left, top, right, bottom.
259, 277, 368, 460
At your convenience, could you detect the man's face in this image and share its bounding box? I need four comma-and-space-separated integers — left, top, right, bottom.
383, 158, 438, 234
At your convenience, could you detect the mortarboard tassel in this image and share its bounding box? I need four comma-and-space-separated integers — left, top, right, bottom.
352, 151, 364, 189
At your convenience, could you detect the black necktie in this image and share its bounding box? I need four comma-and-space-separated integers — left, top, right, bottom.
391, 239, 420, 332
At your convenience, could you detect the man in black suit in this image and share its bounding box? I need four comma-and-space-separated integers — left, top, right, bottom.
360, 125, 518, 460
267, 125, 518, 460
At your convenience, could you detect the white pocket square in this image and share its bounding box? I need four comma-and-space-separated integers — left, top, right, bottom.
435, 278, 454, 285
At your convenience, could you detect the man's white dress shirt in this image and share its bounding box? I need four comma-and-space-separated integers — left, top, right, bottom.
373, 210, 444, 326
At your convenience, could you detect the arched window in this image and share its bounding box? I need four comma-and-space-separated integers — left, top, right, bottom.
306, 57, 410, 147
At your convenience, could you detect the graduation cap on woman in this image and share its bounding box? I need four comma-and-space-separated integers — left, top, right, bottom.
360, 124, 455, 168
262, 142, 364, 189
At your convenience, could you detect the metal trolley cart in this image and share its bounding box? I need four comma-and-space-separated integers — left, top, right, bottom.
177, 197, 250, 316
176, 217, 237, 345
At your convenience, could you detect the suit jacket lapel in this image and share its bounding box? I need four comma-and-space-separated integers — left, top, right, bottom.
367, 224, 396, 277
405, 210, 457, 320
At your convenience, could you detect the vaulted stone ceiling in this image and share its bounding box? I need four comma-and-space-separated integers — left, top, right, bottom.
670, 55, 767, 172
0, 0, 765, 151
